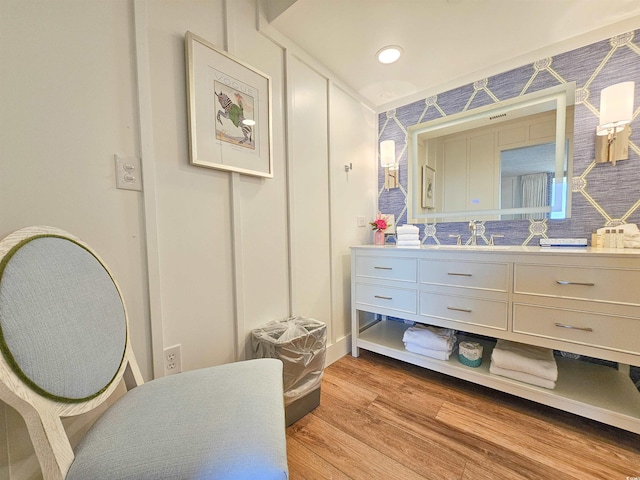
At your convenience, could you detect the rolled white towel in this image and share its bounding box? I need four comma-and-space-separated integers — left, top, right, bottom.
404, 342, 453, 361
397, 225, 419, 234
402, 325, 456, 351
491, 339, 558, 382
489, 364, 556, 390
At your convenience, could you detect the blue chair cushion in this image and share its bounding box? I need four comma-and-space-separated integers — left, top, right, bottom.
66, 358, 289, 480
0, 236, 126, 402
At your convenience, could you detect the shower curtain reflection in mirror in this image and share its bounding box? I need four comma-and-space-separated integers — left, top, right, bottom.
500, 141, 558, 220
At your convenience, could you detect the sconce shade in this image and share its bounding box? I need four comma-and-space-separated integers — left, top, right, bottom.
380, 140, 395, 167
599, 81, 635, 131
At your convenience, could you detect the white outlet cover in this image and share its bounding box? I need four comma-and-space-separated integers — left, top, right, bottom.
115, 154, 142, 191
163, 344, 182, 376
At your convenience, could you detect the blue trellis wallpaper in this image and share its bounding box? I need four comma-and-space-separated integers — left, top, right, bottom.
378, 30, 640, 246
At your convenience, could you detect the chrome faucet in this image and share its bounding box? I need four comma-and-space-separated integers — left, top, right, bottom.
468, 220, 479, 246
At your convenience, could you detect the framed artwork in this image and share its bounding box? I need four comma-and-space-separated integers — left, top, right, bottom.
185, 31, 273, 178
422, 165, 435, 209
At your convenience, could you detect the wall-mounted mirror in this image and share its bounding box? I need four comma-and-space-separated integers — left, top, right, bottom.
408, 83, 575, 223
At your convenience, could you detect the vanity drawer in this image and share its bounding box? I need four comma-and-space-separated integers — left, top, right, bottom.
514, 264, 640, 306
356, 256, 417, 283
355, 283, 417, 314
419, 259, 509, 292
419, 291, 507, 330
513, 303, 640, 355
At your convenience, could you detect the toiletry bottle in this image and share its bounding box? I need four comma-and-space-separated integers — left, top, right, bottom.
591, 230, 598, 248
617, 229, 625, 249
596, 230, 603, 248
604, 229, 611, 248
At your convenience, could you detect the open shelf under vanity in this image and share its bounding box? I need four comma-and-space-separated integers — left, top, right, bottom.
351, 245, 640, 435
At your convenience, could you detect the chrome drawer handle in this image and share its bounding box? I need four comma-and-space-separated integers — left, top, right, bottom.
374, 295, 392, 300
556, 280, 595, 287
374, 266, 392, 270
447, 306, 472, 313
554, 322, 593, 332
448, 272, 472, 277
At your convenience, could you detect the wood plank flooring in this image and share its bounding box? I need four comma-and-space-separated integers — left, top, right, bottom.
286, 351, 640, 480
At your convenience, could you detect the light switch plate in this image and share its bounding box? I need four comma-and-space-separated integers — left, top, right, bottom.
115, 154, 142, 191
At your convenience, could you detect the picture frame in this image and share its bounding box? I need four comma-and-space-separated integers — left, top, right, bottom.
422, 165, 435, 209
185, 31, 273, 178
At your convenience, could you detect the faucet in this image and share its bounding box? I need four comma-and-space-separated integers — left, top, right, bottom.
468, 220, 479, 246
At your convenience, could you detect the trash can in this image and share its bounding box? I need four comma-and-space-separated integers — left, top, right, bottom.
251, 316, 326, 426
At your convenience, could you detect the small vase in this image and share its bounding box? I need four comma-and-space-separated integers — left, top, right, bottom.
374, 229, 385, 246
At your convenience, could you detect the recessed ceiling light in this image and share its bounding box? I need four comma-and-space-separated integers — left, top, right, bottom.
377, 45, 403, 64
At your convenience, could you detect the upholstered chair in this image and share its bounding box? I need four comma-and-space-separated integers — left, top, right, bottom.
0, 226, 289, 479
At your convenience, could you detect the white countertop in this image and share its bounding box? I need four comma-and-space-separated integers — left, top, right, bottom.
351, 244, 640, 256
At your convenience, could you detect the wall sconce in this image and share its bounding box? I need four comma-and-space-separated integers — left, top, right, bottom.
596, 81, 635, 166
380, 139, 399, 190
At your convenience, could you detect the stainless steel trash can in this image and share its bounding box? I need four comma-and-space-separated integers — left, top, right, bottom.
251, 317, 326, 426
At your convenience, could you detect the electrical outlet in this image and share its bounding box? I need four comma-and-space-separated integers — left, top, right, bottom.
164, 344, 182, 375
114, 154, 142, 191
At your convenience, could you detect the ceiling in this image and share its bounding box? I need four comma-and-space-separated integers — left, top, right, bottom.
264, 0, 640, 110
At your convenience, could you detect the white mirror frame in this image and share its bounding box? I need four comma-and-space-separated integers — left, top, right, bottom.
407, 82, 575, 223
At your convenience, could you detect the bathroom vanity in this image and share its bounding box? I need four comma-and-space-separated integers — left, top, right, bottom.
351, 245, 640, 434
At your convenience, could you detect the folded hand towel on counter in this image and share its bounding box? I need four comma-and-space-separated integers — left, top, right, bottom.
402, 325, 456, 351
625, 233, 640, 248
404, 342, 453, 361
491, 339, 558, 382
396, 225, 419, 235
489, 364, 556, 389
397, 233, 420, 241
397, 240, 421, 247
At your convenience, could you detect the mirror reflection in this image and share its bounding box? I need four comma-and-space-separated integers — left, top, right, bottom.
408, 83, 575, 223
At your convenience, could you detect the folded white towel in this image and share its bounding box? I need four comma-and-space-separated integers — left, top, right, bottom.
397, 240, 421, 246
402, 325, 456, 351
397, 233, 420, 241
624, 233, 640, 248
404, 342, 453, 361
397, 225, 419, 234
491, 339, 558, 382
489, 364, 556, 390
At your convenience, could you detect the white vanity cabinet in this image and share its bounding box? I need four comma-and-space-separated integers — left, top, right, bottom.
351, 245, 640, 434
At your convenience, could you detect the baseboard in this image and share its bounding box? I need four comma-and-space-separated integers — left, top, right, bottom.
324, 334, 351, 367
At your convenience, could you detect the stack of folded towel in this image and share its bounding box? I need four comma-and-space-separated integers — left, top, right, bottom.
396, 225, 420, 247
597, 223, 640, 248
402, 325, 457, 360
490, 339, 558, 389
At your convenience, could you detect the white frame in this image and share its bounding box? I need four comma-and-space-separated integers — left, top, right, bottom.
185, 31, 273, 178
407, 82, 574, 222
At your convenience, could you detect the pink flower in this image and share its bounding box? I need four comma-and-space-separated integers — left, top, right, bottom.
370, 219, 388, 231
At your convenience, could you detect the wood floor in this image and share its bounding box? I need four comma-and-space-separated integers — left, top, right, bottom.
286, 350, 640, 480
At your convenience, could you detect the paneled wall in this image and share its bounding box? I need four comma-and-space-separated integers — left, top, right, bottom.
0, 0, 376, 478
379, 29, 640, 245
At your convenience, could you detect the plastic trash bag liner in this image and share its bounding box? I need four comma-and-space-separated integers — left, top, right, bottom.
251, 317, 326, 406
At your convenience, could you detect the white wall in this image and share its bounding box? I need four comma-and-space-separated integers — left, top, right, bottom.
0, 0, 376, 478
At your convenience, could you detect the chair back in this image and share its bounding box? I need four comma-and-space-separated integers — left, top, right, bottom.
0, 226, 141, 479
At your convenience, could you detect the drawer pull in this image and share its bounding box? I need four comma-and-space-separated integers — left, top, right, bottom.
374, 266, 393, 270
374, 295, 393, 300
447, 306, 472, 313
556, 280, 595, 287
448, 272, 472, 277
554, 322, 593, 332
